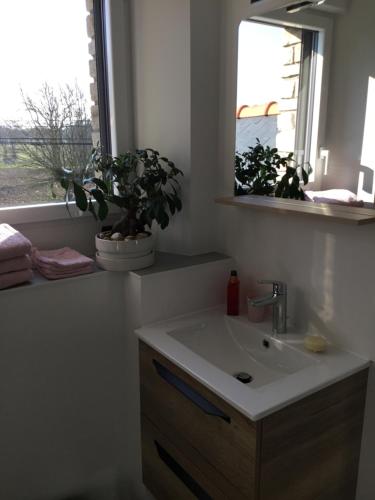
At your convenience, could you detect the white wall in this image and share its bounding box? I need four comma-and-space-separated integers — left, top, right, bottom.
216, 1, 375, 498
0, 273, 138, 500
0, 254, 232, 500
216, 209, 375, 500
131, 0, 192, 255
2, 0, 375, 498
131, 0, 220, 255
189, 0, 221, 254
323, 0, 375, 195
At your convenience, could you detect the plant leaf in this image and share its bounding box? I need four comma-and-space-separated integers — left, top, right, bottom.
61, 178, 69, 190
73, 182, 88, 211
86, 177, 109, 193
88, 199, 98, 220
166, 195, 176, 215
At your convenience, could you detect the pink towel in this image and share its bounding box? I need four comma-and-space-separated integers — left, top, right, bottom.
0, 224, 32, 261
35, 264, 93, 280
0, 255, 32, 275
32, 247, 94, 271
0, 269, 33, 290
305, 189, 364, 207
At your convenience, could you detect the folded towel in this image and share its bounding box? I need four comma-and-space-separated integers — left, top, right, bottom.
0, 224, 32, 261
32, 247, 94, 271
0, 269, 33, 290
36, 260, 92, 274
304, 189, 364, 207
0, 255, 32, 275
35, 264, 93, 280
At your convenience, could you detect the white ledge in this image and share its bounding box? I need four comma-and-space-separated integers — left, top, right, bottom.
0, 267, 108, 296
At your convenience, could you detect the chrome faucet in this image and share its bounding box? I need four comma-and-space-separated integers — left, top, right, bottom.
248, 280, 287, 334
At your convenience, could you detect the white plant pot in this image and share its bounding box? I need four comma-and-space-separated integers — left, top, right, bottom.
95, 233, 155, 271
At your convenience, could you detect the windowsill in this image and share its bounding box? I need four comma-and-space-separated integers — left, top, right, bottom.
0, 266, 108, 296
0, 201, 120, 226
0, 202, 94, 225
130, 251, 230, 277
215, 195, 375, 225
0, 252, 231, 296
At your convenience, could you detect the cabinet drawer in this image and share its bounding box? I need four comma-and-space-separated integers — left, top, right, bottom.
142, 415, 235, 500
139, 341, 259, 499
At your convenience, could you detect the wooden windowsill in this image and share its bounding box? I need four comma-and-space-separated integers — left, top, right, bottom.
215, 195, 375, 225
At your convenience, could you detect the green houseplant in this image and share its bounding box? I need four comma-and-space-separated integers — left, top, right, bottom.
235, 139, 311, 199
61, 146, 183, 270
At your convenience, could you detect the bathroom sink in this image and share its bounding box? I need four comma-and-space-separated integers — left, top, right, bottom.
167, 315, 318, 389
136, 306, 369, 420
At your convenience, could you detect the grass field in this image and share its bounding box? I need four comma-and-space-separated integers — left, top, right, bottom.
0, 144, 88, 207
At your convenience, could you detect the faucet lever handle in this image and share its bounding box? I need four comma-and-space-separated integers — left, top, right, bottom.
257, 280, 286, 294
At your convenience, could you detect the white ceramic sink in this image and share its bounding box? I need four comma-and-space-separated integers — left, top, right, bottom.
136, 307, 369, 420
167, 315, 319, 389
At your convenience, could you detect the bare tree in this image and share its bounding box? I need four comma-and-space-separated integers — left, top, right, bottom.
12, 82, 93, 185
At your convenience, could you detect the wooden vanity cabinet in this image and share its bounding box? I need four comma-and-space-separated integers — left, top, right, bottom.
139, 341, 368, 500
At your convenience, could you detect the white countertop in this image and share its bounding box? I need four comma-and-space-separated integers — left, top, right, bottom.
136, 306, 370, 421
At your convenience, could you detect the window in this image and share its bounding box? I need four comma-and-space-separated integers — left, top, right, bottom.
0, 0, 110, 209
235, 19, 322, 180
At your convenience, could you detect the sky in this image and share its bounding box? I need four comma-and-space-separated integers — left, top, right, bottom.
0, 0, 92, 125
0, 8, 284, 122
237, 21, 284, 107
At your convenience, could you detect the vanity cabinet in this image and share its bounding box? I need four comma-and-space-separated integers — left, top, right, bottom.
139, 341, 368, 500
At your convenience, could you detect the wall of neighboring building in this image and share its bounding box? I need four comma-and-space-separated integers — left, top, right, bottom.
235, 115, 278, 153
277, 28, 301, 156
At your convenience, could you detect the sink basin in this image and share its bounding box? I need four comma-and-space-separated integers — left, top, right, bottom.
167, 315, 319, 389
136, 306, 369, 420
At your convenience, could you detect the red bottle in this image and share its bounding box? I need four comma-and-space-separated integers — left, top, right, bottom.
227, 270, 240, 316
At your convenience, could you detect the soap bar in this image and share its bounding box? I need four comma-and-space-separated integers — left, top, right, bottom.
304, 335, 328, 353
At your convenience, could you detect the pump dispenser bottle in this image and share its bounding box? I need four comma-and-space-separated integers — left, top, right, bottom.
227, 270, 240, 316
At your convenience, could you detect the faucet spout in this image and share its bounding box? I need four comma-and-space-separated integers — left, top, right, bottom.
249, 293, 278, 307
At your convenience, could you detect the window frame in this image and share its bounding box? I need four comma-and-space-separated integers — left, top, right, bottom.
252, 8, 333, 188
0, 0, 124, 224
94, 0, 112, 156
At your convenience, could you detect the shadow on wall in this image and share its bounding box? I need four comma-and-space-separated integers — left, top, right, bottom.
284, 222, 375, 500
219, 205, 375, 497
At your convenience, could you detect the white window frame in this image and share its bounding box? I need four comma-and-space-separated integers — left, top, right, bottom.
0, 0, 133, 226
252, 8, 333, 188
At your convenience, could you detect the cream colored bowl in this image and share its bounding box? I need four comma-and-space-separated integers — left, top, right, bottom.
95, 233, 154, 257
96, 250, 155, 271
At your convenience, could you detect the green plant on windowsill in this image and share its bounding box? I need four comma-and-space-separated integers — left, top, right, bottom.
235, 139, 311, 200
61, 146, 183, 238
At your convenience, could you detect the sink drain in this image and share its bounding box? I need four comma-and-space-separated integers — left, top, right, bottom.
234, 372, 253, 384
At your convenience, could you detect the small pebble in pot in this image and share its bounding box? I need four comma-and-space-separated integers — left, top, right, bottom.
125, 235, 136, 241
111, 232, 124, 241
136, 232, 149, 239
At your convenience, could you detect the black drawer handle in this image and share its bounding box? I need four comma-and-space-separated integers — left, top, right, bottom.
152, 359, 231, 423
155, 441, 212, 500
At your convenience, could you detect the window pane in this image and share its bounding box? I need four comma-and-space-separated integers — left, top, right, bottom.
236, 21, 302, 157
0, 0, 100, 207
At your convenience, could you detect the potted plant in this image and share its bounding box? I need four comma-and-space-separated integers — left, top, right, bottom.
61, 147, 183, 271
235, 139, 311, 199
